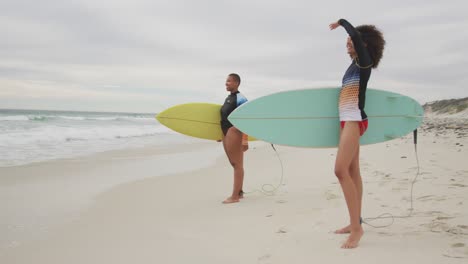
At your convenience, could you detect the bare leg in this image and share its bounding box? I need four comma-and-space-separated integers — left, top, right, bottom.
334, 122, 364, 249
335, 147, 363, 234
222, 127, 244, 204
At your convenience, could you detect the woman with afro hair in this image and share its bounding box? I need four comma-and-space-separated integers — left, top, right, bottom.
329, 19, 385, 249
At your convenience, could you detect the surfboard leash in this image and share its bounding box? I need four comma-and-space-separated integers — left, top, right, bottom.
362, 129, 421, 228
244, 144, 285, 196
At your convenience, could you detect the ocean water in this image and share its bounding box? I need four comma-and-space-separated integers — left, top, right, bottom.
0, 109, 224, 253
0, 109, 192, 167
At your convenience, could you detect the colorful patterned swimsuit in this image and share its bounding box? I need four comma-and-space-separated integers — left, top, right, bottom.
338, 19, 373, 123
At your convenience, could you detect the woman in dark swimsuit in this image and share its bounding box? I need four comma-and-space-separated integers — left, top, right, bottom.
220, 73, 248, 204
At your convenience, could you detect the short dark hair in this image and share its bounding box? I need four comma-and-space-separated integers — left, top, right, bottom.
356, 25, 386, 68
228, 73, 241, 85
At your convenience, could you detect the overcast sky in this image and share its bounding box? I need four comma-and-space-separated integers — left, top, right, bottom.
1, 0, 467, 113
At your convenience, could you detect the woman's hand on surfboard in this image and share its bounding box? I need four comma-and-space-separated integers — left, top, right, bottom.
329, 21, 340, 30
242, 145, 248, 152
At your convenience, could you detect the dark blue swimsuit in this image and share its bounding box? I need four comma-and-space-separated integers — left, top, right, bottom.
220, 91, 248, 135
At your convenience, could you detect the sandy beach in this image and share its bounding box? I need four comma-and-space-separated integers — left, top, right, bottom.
2, 0, 467, 262
1, 115, 467, 263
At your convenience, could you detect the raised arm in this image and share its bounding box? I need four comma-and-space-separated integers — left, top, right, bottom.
330, 19, 372, 67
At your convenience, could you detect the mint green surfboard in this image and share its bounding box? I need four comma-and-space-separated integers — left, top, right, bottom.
228, 88, 424, 148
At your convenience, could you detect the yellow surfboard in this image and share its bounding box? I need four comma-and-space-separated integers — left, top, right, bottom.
156, 103, 255, 141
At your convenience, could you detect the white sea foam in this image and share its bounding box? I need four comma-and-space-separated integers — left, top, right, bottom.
0, 109, 180, 166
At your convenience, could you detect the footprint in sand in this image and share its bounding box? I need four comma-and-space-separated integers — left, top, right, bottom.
392, 186, 408, 191
423, 221, 468, 236
435, 196, 448, 202
373, 170, 386, 177
422, 221, 450, 233
452, 243, 465, 248
435, 216, 456, 221
443, 243, 468, 259
276, 227, 289, 234
325, 190, 340, 200
258, 254, 272, 263
448, 225, 468, 236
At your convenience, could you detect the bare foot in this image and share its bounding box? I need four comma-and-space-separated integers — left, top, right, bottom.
335, 218, 362, 234
335, 224, 351, 234
341, 228, 364, 249
222, 196, 240, 204
239, 191, 244, 199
